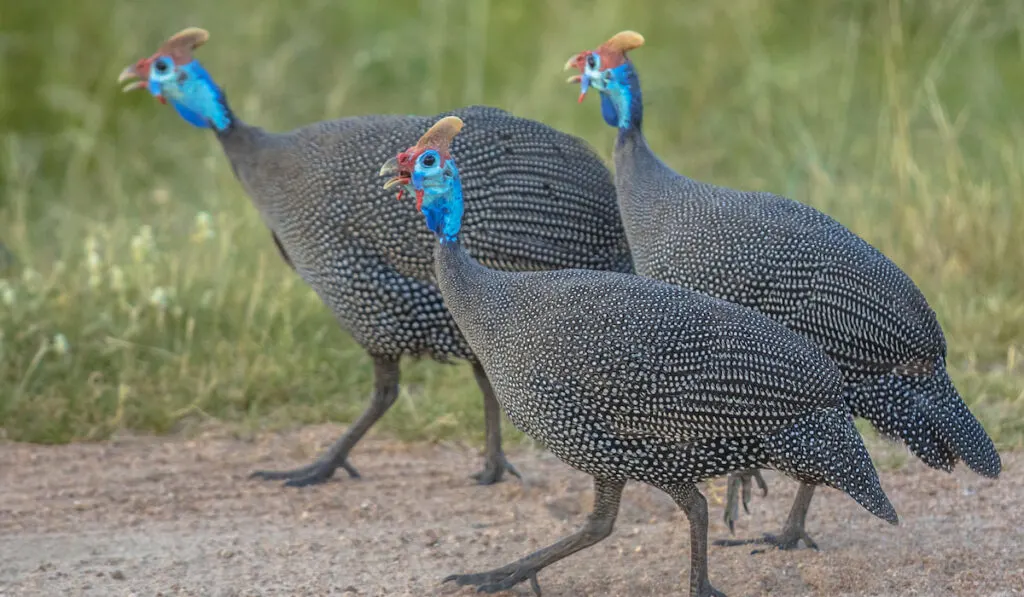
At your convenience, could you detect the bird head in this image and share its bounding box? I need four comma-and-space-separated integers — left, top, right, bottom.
380, 116, 465, 243
564, 31, 645, 128
117, 27, 231, 131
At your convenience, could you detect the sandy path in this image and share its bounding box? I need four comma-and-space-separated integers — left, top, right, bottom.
0, 425, 1020, 597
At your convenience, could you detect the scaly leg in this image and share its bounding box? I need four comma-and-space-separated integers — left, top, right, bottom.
715, 482, 818, 552
250, 356, 399, 487
443, 476, 626, 595
665, 483, 727, 597
470, 363, 521, 484
723, 469, 769, 532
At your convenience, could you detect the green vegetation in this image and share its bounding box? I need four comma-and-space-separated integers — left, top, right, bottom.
1, 0, 1022, 450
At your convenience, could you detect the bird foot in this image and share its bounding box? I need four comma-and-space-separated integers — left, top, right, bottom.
714, 529, 818, 554
470, 452, 522, 485
723, 470, 768, 533
444, 564, 542, 596
250, 458, 360, 487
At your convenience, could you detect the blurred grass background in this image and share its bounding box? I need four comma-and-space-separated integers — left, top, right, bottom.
1, 0, 1022, 451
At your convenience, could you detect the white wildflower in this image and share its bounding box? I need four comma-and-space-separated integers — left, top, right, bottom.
149, 286, 169, 309
87, 250, 102, 274
192, 210, 215, 242
0, 282, 14, 307
52, 333, 70, 356
21, 268, 41, 288
109, 266, 125, 292
131, 225, 155, 263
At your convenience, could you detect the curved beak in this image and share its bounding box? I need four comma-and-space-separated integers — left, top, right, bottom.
563, 53, 591, 104
379, 157, 408, 193
118, 65, 147, 92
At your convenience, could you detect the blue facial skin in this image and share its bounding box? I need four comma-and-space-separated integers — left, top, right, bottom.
409, 149, 464, 244
147, 56, 232, 131
581, 55, 643, 130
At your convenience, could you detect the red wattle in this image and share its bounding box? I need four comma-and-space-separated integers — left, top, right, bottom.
415, 190, 424, 210
577, 92, 585, 104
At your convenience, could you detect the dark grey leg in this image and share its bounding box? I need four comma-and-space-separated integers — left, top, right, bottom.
723, 469, 769, 532
470, 363, 521, 484
444, 476, 626, 595
714, 482, 818, 552
250, 355, 400, 487
665, 483, 727, 597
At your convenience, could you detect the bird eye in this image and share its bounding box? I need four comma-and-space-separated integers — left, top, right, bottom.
587, 54, 597, 69
154, 59, 169, 73
422, 153, 436, 167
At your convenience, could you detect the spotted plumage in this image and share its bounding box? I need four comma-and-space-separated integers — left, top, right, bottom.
401, 116, 897, 597
567, 31, 1000, 548
120, 29, 631, 488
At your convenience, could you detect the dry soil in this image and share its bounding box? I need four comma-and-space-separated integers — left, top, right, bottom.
1, 425, 1021, 597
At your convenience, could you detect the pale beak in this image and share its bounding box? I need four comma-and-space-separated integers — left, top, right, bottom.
379, 157, 405, 191
563, 54, 591, 103
118, 65, 147, 92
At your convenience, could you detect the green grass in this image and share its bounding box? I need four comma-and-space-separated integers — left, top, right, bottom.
1, 0, 1022, 451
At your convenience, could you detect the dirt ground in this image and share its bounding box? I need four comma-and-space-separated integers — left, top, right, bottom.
0, 425, 1021, 597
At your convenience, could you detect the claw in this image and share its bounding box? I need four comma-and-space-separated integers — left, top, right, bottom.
250, 459, 360, 487
723, 470, 769, 533
471, 453, 522, 485
443, 567, 541, 595
714, 530, 819, 553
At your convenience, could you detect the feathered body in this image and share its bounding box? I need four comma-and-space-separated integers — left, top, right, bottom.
441, 243, 888, 508
399, 116, 896, 596
219, 107, 632, 360
566, 31, 999, 546
120, 29, 631, 486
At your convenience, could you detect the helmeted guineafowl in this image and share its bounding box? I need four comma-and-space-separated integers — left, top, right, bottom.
566, 31, 1000, 549
391, 115, 898, 597
118, 28, 632, 488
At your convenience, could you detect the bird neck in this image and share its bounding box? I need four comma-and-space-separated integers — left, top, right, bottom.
600, 62, 643, 132
420, 165, 465, 245
165, 60, 234, 133
612, 120, 694, 250
434, 235, 493, 330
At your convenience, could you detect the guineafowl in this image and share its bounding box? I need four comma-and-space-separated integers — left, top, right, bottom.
390, 115, 898, 597
118, 28, 632, 488
566, 31, 1000, 549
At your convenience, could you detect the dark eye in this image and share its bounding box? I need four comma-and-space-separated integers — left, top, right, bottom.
587, 55, 597, 68
154, 59, 169, 73
422, 154, 436, 167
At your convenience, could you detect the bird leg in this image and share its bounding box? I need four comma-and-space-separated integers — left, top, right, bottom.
469, 363, 522, 484
714, 482, 818, 552
665, 483, 727, 597
444, 477, 625, 595
723, 469, 769, 532
250, 355, 400, 487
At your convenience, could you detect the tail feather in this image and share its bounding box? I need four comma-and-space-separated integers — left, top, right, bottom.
849, 364, 1001, 479
923, 372, 1001, 478
762, 407, 898, 525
